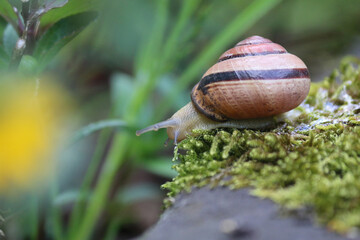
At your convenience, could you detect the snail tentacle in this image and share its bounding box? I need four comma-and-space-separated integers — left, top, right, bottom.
136, 119, 178, 136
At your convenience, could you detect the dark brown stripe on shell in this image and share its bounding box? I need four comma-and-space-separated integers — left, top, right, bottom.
198, 68, 310, 93
218, 50, 287, 62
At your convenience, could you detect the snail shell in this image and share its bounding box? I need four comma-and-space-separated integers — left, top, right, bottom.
136, 36, 310, 144
191, 35, 310, 122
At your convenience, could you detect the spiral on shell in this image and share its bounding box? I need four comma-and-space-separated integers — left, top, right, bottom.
191, 35, 310, 122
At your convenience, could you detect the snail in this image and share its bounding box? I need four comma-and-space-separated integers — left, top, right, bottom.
136, 36, 310, 144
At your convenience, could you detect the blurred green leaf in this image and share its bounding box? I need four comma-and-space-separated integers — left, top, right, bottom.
0, 18, 8, 40
110, 73, 134, 118
71, 119, 126, 143
66, 127, 113, 238
3, 23, 18, 56
40, 0, 100, 26
140, 157, 177, 178
50, 185, 64, 240
160, 0, 202, 70
116, 183, 162, 205
7, 0, 21, 12
33, 11, 98, 70
18, 55, 38, 74
42, 0, 68, 10
0, 1, 17, 22
9, 0, 68, 19
126, 0, 169, 125
32, 0, 69, 19
94, 0, 156, 66
54, 190, 88, 206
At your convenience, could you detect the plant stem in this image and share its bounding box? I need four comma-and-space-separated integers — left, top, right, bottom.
67, 128, 112, 237
29, 196, 39, 240
25, 0, 40, 55
134, 0, 169, 73
160, 0, 201, 68
24, 19, 39, 55
129, 0, 169, 123
70, 132, 131, 240
9, 0, 40, 69
21, 0, 30, 24
50, 182, 64, 240
103, 206, 125, 240
9, 37, 26, 69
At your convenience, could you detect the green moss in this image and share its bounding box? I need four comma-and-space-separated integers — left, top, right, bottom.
161, 57, 360, 233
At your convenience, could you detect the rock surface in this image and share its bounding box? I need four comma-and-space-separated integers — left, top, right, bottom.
140, 187, 354, 240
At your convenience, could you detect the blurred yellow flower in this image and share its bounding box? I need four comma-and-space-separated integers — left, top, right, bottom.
0, 77, 70, 194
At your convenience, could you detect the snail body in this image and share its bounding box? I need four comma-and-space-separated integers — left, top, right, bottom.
136, 36, 311, 144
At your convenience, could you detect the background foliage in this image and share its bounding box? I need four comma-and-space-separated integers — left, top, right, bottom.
0, 0, 359, 239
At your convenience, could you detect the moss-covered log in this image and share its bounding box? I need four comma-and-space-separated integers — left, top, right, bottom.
162, 57, 360, 234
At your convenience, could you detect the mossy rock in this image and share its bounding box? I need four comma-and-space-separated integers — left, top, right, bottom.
162, 56, 360, 234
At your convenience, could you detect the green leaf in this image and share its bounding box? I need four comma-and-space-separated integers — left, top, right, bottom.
140, 157, 177, 178
18, 55, 38, 74
3, 23, 18, 56
0, 17, 8, 40
31, 0, 69, 19
43, 0, 68, 10
0, 1, 17, 21
40, 0, 100, 27
33, 11, 98, 69
7, 0, 21, 12
71, 119, 126, 143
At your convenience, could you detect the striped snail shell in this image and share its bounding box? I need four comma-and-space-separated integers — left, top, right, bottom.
137, 36, 311, 144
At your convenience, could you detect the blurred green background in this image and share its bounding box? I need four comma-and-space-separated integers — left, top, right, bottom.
1, 0, 360, 239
